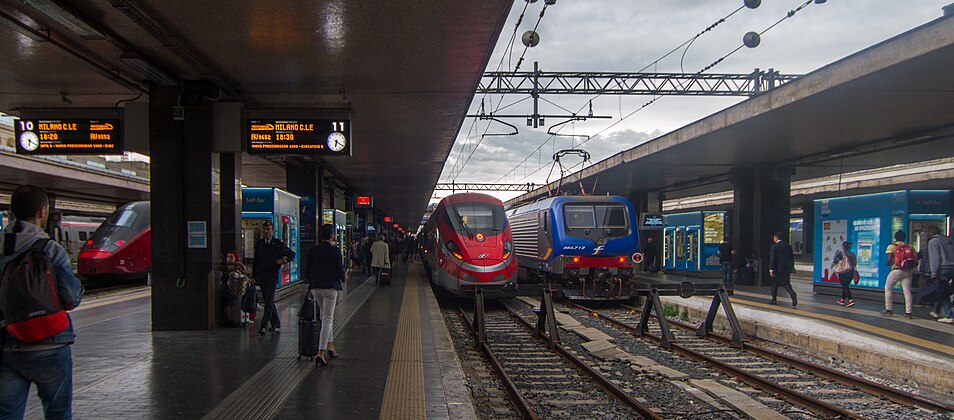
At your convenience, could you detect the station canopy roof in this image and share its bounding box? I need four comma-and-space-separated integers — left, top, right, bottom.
0, 0, 513, 227
509, 14, 954, 206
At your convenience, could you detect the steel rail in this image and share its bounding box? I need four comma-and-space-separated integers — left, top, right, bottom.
565, 301, 857, 419
503, 305, 663, 420
456, 305, 538, 420
654, 307, 954, 415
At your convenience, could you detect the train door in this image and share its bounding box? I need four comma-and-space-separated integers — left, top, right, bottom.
674, 227, 686, 271
663, 227, 675, 270
686, 225, 701, 272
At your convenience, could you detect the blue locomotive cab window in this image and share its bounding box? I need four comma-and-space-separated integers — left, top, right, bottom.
565, 206, 596, 228
596, 206, 627, 228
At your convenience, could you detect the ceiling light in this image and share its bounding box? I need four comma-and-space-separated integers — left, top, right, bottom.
19, 0, 103, 40
120, 52, 177, 86
0, 10, 49, 42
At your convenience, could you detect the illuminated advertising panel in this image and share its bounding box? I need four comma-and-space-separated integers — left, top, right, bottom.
356, 196, 373, 207
247, 119, 351, 155
15, 119, 123, 155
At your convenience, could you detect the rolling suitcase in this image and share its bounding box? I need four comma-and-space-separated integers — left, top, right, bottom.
379, 268, 392, 286
297, 290, 321, 360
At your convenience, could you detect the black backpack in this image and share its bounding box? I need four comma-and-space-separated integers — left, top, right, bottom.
0, 238, 70, 342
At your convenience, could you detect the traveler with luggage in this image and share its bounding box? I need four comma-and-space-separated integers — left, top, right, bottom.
883, 230, 917, 318
220, 251, 248, 327
0, 185, 84, 420
252, 220, 295, 335
371, 235, 391, 285
304, 224, 346, 366
831, 241, 858, 307
642, 237, 659, 273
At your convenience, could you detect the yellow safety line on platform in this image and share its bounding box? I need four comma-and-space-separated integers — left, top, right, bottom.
731, 293, 954, 357
379, 273, 426, 420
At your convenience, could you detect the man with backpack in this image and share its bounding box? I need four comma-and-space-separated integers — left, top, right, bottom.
883, 230, 917, 318
0, 185, 84, 419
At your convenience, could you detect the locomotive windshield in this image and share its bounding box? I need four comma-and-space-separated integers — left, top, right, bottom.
564, 205, 629, 229
446, 203, 505, 233
86, 202, 150, 251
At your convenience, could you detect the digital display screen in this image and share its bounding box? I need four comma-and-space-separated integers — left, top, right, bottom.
247, 119, 351, 155
640, 213, 664, 230
15, 119, 123, 155
383, 216, 392, 223
356, 196, 372, 207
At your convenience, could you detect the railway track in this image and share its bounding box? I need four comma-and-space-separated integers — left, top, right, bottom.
456, 301, 654, 419
549, 299, 954, 419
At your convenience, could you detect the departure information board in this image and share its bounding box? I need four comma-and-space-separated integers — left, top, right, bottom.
247, 119, 351, 155
14, 119, 123, 155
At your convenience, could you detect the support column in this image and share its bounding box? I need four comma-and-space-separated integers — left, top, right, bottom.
150, 82, 222, 331
800, 201, 815, 262
219, 153, 242, 256
731, 166, 792, 286
286, 163, 323, 252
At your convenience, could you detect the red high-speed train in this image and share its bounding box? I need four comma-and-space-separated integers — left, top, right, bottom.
78, 201, 151, 280
421, 193, 517, 297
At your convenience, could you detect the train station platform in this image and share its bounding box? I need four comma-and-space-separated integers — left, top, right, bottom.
20, 262, 474, 419
632, 272, 954, 398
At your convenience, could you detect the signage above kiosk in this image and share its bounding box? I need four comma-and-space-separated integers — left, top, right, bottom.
14, 119, 123, 155
246, 118, 351, 155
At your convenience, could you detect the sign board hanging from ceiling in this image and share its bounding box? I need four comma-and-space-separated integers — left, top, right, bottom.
15, 118, 123, 155
245, 118, 351, 155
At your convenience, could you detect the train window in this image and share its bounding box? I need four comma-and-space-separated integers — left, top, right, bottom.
595, 206, 627, 228
448, 204, 504, 231
564, 205, 596, 228
79, 231, 88, 241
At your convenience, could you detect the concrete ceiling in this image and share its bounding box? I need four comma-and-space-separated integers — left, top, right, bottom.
0, 0, 513, 227
509, 14, 954, 206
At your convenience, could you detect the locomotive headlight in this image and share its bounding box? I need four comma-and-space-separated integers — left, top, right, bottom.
445, 241, 464, 260
502, 240, 513, 260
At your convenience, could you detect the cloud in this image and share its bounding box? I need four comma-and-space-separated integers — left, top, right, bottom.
438, 0, 944, 202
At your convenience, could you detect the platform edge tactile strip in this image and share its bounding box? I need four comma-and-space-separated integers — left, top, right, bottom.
202, 276, 378, 420
379, 273, 426, 420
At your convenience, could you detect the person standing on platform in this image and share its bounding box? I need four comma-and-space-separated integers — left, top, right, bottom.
0, 185, 84, 420
926, 225, 954, 323
371, 235, 391, 285
253, 220, 295, 335
718, 239, 733, 286
831, 241, 858, 307
769, 232, 797, 307
305, 224, 345, 366
363, 236, 374, 275
730, 249, 745, 286
642, 237, 659, 273
883, 230, 916, 318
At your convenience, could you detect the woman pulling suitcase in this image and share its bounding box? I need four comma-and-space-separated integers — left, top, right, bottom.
304, 224, 346, 366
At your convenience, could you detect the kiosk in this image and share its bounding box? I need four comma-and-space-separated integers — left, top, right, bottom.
662, 211, 727, 276
242, 187, 301, 288
813, 190, 950, 296
323, 209, 349, 267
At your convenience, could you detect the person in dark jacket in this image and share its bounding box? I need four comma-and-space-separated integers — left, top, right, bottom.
729, 249, 745, 285
831, 241, 858, 307
0, 185, 84, 420
718, 239, 733, 285
642, 237, 659, 273
769, 232, 797, 307
305, 224, 345, 366
253, 220, 295, 335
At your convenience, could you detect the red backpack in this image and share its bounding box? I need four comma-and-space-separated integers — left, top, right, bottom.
893, 243, 918, 270
0, 239, 69, 342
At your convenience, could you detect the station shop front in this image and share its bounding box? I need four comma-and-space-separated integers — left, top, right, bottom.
661, 211, 727, 276
241, 187, 301, 289
813, 190, 950, 297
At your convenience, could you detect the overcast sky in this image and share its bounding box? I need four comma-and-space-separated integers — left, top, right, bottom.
435, 0, 947, 203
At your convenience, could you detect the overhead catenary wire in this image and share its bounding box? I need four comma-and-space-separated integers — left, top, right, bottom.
451, 1, 551, 181
509, 0, 822, 187
442, 1, 531, 183
494, 4, 747, 184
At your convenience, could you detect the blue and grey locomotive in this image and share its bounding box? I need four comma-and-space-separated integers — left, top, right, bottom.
507, 196, 642, 300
